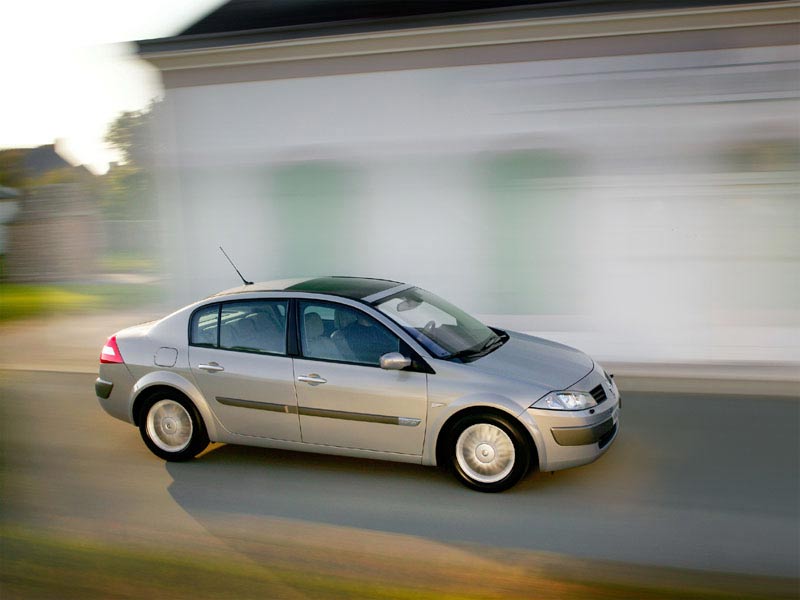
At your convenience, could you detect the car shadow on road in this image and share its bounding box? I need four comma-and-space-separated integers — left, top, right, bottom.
163, 435, 633, 553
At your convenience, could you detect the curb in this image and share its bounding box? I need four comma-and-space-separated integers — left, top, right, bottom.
614, 375, 799, 397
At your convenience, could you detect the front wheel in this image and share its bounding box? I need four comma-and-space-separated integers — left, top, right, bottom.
139, 393, 209, 461
449, 413, 530, 492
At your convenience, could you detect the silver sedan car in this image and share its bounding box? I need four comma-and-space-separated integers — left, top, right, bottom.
96, 277, 620, 492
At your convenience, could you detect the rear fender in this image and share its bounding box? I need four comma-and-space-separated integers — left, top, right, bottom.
130, 370, 221, 441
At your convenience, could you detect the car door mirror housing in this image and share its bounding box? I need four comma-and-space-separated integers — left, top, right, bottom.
380, 352, 411, 370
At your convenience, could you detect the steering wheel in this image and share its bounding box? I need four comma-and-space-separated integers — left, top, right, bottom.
423, 320, 436, 333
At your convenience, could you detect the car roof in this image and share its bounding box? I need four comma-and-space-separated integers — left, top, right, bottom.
212, 276, 407, 301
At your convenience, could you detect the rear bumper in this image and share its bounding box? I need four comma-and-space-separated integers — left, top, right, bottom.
95, 377, 113, 399
96, 363, 135, 424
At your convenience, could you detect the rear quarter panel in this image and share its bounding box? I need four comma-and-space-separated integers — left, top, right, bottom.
113, 303, 224, 441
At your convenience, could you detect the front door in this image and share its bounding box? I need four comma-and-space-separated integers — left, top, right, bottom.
293, 301, 427, 455
188, 300, 301, 441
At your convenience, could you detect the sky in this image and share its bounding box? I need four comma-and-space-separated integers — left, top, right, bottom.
0, 0, 225, 173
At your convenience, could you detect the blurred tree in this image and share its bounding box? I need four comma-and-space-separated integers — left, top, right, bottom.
0, 149, 30, 188
29, 167, 85, 186
101, 165, 152, 219
105, 104, 155, 167
102, 100, 159, 220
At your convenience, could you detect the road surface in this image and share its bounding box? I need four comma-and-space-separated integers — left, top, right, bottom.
1, 370, 797, 585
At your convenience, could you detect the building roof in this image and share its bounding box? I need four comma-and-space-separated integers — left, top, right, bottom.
138, 0, 768, 53
214, 276, 405, 300
22, 144, 73, 178
180, 0, 539, 35
0, 144, 91, 185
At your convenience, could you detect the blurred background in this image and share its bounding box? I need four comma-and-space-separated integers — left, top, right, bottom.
1, 2, 799, 598
1, 0, 798, 369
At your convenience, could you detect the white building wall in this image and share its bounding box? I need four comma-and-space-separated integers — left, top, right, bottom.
153, 44, 800, 364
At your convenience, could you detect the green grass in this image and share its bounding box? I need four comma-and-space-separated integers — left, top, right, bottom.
0, 528, 473, 600
0, 285, 100, 321
0, 283, 164, 322
1, 527, 796, 600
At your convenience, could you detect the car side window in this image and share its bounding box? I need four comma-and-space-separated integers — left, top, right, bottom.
190, 304, 220, 347
191, 300, 288, 354
299, 301, 399, 366
218, 300, 288, 355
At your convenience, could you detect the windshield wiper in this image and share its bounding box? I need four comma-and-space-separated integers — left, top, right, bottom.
447, 333, 505, 362
473, 334, 506, 357
446, 347, 481, 361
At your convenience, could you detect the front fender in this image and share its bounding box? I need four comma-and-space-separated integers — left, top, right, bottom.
422, 392, 532, 467
130, 370, 221, 441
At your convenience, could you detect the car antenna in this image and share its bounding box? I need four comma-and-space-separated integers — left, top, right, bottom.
219, 246, 253, 285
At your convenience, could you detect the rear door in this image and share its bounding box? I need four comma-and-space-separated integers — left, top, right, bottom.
293, 300, 428, 455
188, 299, 301, 441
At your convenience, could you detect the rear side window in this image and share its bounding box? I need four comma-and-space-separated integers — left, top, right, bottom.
219, 300, 288, 355
190, 300, 288, 355
190, 304, 219, 347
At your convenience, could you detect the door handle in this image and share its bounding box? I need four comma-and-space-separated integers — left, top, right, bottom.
297, 374, 327, 385
198, 362, 225, 372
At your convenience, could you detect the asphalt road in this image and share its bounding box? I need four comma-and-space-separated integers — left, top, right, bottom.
1, 370, 798, 580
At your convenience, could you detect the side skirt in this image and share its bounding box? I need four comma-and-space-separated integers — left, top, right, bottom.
212, 431, 425, 465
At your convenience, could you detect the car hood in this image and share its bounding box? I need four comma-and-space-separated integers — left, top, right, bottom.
465, 330, 593, 392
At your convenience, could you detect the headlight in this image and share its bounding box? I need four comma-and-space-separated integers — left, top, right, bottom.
533, 391, 597, 411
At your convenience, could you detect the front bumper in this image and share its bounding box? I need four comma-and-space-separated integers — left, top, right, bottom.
551, 416, 617, 447
521, 365, 620, 471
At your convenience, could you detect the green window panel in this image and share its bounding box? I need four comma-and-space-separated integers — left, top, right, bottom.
268, 161, 362, 276
481, 150, 582, 315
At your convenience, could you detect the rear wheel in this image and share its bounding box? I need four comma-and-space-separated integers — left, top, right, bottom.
139, 392, 208, 461
448, 413, 530, 492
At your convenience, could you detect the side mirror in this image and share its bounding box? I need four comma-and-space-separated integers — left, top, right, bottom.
380, 352, 411, 370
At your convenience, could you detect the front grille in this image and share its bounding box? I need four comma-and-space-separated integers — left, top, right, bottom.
590, 384, 607, 405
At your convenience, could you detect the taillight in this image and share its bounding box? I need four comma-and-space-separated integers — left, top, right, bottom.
100, 335, 124, 364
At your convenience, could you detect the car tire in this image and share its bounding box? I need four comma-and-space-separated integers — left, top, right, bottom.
139, 392, 209, 461
448, 413, 530, 492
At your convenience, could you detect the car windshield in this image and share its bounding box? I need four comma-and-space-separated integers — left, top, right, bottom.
375, 287, 501, 359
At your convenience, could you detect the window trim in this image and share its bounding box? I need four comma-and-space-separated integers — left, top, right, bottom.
188, 294, 435, 373
287, 298, 300, 357
188, 302, 221, 349
188, 299, 290, 358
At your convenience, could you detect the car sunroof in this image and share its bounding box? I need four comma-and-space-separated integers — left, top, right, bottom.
285, 276, 402, 299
